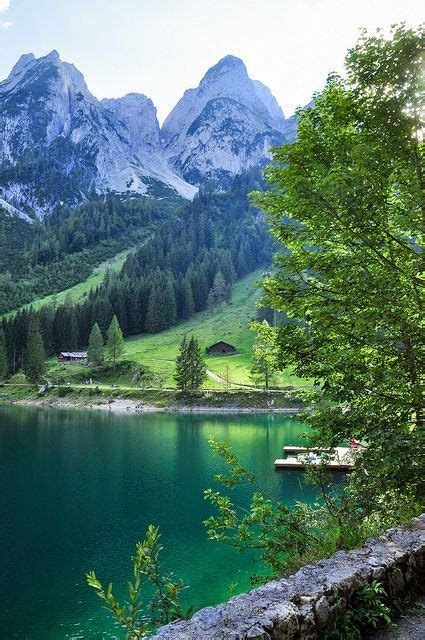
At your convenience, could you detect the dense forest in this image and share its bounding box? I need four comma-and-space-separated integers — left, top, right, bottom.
0, 195, 177, 313
1, 170, 273, 373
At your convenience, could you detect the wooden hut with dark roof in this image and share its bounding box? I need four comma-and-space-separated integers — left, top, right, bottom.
206, 341, 236, 356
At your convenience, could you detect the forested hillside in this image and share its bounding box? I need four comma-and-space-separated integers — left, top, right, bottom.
0, 195, 177, 313
1, 169, 273, 372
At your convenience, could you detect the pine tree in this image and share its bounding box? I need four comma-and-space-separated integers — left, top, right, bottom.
187, 336, 207, 391
163, 275, 177, 327
87, 322, 104, 367
106, 315, 123, 370
0, 328, 8, 379
38, 305, 55, 355
24, 318, 46, 383
174, 334, 190, 392
206, 288, 216, 311
145, 272, 177, 333
63, 295, 80, 352
145, 283, 164, 333
53, 295, 80, 352
181, 278, 195, 319
208, 271, 229, 309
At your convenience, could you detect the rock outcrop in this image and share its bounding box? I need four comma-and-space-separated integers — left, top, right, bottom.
0, 51, 196, 214
0, 51, 302, 214
152, 515, 425, 639
161, 55, 287, 186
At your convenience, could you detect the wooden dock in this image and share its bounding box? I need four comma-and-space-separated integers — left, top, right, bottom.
274, 446, 355, 471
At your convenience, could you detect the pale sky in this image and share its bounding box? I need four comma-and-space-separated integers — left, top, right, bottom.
0, 0, 423, 122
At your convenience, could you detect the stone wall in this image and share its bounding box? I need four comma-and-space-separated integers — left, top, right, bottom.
152, 514, 425, 639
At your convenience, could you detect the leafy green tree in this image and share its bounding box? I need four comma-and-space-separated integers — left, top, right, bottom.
0, 328, 8, 379
87, 525, 186, 639
106, 315, 123, 370
204, 437, 418, 583
87, 323, 104, 367
254, 25, 424, 507
24, 318, 46, 383
250, 320, 280, 391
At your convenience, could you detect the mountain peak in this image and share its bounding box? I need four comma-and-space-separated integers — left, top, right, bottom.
44, 50, 61, 63
214, 54, 246, 69
161, 54, 286, 186
105, 92, 153, 106
102, 93, 160, 153
162, 53, 280, 146
201, 54, 248, 85
7, 53, 35, 79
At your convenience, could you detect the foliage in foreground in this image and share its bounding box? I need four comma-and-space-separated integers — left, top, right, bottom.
87, 525, 187, 639
204, 438, 418, 583
87, 24, 424, 638
324, 581, 393, 639
254, 24, 424, 512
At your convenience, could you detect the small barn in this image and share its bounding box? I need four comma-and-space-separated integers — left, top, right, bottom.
57, 351, 88, 364
206, 341, 236, 356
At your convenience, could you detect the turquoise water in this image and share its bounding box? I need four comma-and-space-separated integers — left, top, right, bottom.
0, 406, 314, 639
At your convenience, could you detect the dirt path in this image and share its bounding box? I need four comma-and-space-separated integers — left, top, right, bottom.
206, 368, 256, 389
372, 596, 425, 639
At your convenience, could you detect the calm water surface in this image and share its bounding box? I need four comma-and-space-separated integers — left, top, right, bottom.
0, 406, 314, 639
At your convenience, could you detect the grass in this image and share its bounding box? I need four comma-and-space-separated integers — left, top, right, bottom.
123, 270, 310, 388
4, 249, 132, 316
0, 381, 314, 411
22, 269, 312, 391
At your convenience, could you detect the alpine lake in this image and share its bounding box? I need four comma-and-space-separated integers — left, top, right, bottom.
0, 406, 323, 639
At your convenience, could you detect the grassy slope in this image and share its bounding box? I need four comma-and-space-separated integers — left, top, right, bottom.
22, 269, 309, 390
5, 249, 131, 315
123, 270, 307, 388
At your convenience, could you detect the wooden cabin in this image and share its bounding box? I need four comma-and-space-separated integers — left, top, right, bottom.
57, 351, 87, 364
206, 341, 236, 356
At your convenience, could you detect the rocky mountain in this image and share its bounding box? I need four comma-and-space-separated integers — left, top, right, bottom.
0, 51, 196, 215
101, 93, 161, 155
0, 51, 298, 215
161, 55, 287, 185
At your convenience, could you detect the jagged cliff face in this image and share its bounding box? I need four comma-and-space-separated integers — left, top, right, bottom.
101, 93, 161, 155
0, 51, 298, 214
161, 55, 287, 185
0, 51, 196, 214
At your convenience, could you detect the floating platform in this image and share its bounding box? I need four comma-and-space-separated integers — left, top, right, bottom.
274, 446, 355, 471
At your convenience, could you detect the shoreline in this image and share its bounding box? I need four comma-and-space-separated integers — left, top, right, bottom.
6, 397, 302, 414
0, 383, 313, 414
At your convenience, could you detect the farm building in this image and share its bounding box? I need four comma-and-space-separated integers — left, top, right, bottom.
57, 351, 88, 364
206, 341, 236, 356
